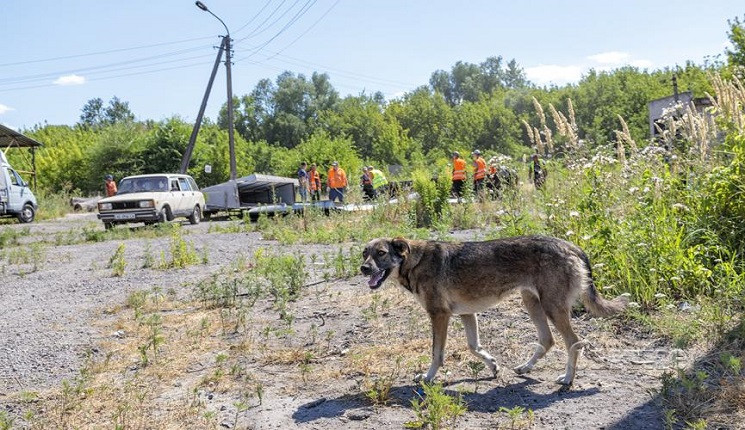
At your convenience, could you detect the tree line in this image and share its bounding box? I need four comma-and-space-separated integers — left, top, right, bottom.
9, 16, 744, 195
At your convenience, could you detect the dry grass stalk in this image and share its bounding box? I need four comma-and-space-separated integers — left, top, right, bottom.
567, 98, 577, 131
707, 71, 745, 133
532, 97, 554, 154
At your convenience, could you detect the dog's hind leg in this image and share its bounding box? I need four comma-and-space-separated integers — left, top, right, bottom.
460, 314, 499, 377
514, 290, 554, 375
546, 305, 581, 385
415, 311, 451, 383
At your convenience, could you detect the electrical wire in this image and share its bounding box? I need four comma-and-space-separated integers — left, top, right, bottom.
235, 0, 290, 40
0, 45, 216, 86
262, 0, 340, 61
234, 0, 317, 59
233, 0, 276, 35
0, 35, 214, 68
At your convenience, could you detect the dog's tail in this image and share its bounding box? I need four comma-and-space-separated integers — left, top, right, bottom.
578, 251, 628, 317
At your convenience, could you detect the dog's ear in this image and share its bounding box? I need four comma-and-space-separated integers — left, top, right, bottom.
391, 237, 410, 258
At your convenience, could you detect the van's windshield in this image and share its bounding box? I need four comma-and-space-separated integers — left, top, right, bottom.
117, 176, 169, 194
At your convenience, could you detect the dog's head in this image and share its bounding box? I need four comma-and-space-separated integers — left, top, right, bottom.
360, 238, 410, 290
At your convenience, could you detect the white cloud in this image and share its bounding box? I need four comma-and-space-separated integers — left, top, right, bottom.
525, 64, 584, 86
587, 51, 631, 65
0, 103, 14, 115
52, 74, 86, 86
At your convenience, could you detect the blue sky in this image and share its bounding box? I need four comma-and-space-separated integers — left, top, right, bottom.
0, 0, 741, 130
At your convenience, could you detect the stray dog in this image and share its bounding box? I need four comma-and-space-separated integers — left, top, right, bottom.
360, 236, 628, 385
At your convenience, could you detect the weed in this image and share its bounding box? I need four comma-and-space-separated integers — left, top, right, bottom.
405, 382, 467, 429
364, 356, 402, 406
466, 360, 486, 393
0, 411, 14, 430
109, 243, 127, 276
499, 405, 535, 429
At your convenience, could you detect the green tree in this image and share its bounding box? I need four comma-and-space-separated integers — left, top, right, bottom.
726, 15, 745, 72
140, 117, 190, 174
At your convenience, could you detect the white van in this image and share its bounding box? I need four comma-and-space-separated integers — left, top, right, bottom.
0, 151, 38, 223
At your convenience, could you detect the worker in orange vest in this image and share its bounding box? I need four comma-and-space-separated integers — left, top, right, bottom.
308, 163, 322, 201
327, 161, 348, 203
472, 150, 487, 195
451, 151, 467, 199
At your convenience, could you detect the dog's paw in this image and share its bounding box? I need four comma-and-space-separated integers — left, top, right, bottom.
513, 363, 533, 375
414, 373, 428, 383
555, 374, 574, 386
489, 362, 500, 378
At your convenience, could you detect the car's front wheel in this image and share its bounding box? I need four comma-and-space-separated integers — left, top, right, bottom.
158, 207, 169, 223
17, 203, 35, 223
188, 205, 201, 225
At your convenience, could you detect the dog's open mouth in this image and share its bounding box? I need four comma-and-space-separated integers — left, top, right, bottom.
368, 269, 390, 289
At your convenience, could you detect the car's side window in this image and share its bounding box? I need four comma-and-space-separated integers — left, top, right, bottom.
188, 177, 199, 191
170, 180, 180, 191
8, 169, 21, 186
178, 178, 191, 191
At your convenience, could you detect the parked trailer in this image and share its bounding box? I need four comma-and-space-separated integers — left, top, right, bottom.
201, 174, 336, 220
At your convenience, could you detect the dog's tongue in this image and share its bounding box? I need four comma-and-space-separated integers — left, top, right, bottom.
368, 270, 384, 287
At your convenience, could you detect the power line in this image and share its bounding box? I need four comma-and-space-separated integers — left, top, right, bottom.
234, 0, 317, 59
0, 36, 214, 68
235, 0, 291, 41
0, 45, 216, 86
0, 59, 216, 93
263, 0, 340, 60
233, 0, 276, 35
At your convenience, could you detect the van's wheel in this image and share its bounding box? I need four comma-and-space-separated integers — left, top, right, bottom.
189, 205, 201, 225
17, 203, 35, 223
104, 222, 114, 230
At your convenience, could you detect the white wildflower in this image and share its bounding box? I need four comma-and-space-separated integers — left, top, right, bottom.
628, 302, 641, 308
654, 293, 666, 299
570, 211, 580, 218
565, 230, 575, 237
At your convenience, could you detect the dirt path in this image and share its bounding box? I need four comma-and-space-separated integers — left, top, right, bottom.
0, 215, 686, 428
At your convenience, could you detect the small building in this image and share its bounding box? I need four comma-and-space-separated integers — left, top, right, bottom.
648, 92, 713, 138
0, 124, 43, 189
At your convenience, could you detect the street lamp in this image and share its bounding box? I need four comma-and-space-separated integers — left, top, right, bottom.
194, 0, 237, 181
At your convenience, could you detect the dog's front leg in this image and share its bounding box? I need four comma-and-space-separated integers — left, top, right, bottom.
415, 311, 450, 383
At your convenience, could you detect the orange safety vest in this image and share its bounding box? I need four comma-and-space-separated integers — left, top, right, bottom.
452, 157, 467, 181
308, 170, 321, 191
474, 157, 487, 180
489, 165, 497, 175
328, 167, 347, 189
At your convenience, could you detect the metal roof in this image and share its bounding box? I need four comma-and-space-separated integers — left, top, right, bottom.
0, 124, 43, 149
234, 174, 298, 192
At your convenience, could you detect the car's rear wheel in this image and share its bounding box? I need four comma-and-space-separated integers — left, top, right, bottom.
188, 205, 201, 225
17, 203, 35, 223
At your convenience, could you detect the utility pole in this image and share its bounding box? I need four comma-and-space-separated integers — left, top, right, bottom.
224, 35, 236, 180
184, 1, 237, 180
672, 74, 679, 103
181, 37, 225, 175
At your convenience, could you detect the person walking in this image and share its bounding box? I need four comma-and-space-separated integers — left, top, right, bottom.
529, 154, 547, 190
471, 150, 487, 195
451, 151, 467, 200
327, 161, 348, 203
297, 162, 309, 202
308, 164, 321, 201
104, 174, 118, 197
361, 167, 376, 200
368, 165, 389, 198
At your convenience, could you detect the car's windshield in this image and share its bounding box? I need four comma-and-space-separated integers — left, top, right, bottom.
117, 176, 168, 194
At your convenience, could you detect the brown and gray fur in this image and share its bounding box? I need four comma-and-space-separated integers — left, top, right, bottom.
360, 235, 627, 385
